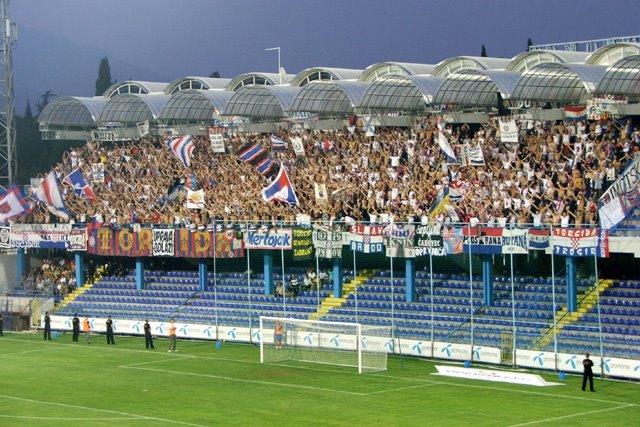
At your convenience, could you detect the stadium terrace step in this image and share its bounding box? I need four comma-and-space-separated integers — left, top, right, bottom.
308, 269, 375, 320
54, 264, 110, 312
533, 279, 614, 350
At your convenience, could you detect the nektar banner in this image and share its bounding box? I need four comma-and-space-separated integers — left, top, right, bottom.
245, 228, 292, 250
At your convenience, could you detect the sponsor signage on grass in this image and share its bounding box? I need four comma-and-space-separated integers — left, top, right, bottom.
434, 365, 558, 387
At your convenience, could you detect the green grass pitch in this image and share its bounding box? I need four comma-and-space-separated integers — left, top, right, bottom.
0, 332, 638, 426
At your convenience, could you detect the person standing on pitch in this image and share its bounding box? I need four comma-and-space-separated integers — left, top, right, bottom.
72, 313, 80, 342
0, 313, 4, 336
106, 316, 115, 345
582, 352, 595, 392
274, 320, 284, 349
144, 319, 154, 349
168, 319, 177, 352
43, 311, 52, 340
83, 317, 91, 344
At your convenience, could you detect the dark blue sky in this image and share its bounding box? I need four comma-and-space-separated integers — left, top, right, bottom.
11, 0, 640, 111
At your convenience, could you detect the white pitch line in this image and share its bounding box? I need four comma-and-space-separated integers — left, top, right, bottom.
363, 381, 446, 395
122, 365, 368, 396
506, 403, 635, 426
0, 415, 142, 421
0, 394, 210, 427
383, 373, 638, 407
0, 347, 66, 357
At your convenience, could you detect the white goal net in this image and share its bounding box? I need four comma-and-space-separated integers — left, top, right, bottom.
259, 316, 390, 374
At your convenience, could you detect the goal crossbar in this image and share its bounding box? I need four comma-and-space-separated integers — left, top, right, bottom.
259, 316, 389, 374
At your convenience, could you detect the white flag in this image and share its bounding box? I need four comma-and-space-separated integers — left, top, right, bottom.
291, 136, 305, 157
499, 119, 518, 143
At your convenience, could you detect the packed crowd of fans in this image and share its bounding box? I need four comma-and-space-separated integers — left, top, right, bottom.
20, 257, 76, 296
21, 116, 640, 227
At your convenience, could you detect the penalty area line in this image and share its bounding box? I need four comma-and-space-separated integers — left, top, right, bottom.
121, 365, 368, 396
0, 394, 209, 427
506, 403, 635, 426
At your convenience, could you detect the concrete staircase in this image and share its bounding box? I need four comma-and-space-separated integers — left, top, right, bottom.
55, 265, 107, 312
533, 279, 614, 349
308, 270, 374, 320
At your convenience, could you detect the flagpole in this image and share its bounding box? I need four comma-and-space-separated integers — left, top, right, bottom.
265, 47, 281, 84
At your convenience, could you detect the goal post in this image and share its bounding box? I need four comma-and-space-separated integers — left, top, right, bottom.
259, 316, 390, 374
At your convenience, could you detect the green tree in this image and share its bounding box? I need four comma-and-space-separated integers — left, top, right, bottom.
481, 44, 487, 57
16, 93, 83, 184
24, 99, 34, 121
209, 71, 221, 78
36, 90, 56, 117
95, 57, 113, 96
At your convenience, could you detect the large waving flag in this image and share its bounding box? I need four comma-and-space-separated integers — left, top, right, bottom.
270, 135, 287, 152
0, 186, 32, 222
564, 106, 587, 122
167, 135, 195, 167
63, 169, 97, 200
33, 171, 70, 221
238, 141, 276, 178
261, 163, 299, 205
436, 116, 456, 162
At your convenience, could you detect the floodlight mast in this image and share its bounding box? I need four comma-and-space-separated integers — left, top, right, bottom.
265, 47, 281, 84
0, 0, 16, 188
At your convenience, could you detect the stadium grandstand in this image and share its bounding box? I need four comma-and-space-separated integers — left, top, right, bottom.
2, 39, 640, 382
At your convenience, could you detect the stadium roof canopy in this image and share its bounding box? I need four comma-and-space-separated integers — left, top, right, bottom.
359, 62, 436, 82
432, 56, 511, 78
165, 77, 232, 94
98, 94, 172, 125
586, 42, 640, 66
290, 81, 371, 116
226, 72, 295, 91
290, 67, 363, 87
507, 50, 589, 72
103, 81, 169, 98
159, 90, 235, 122
511, 63, 608, 103
224, 86, 300, 119
359, 76, 445, 113
38, 96, 109, 128
433, 70, 521, 107
595, 55, 640, 96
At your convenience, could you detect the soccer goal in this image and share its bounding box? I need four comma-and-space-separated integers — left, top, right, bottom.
259, 316, 390, 374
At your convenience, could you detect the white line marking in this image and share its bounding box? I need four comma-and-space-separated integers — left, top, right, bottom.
0, 415, 141, 421
5, 335, 639, 407
0, 347, 66, 357
506, 403, 635, 426
383, 374, 638, 407
0, 394, 209, 427
122, 365, 367, 396
363, 382, 445, 395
